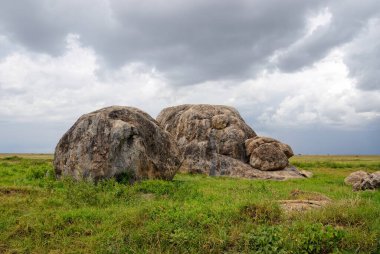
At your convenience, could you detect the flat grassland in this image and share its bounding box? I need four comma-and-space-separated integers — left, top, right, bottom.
0, 155, 379, 253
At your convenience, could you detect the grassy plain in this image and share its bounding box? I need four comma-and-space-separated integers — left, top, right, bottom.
0, 154, 379, 253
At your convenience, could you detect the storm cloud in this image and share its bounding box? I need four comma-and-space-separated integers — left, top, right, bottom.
0, 0, 327, 84
0, 0, 379, 153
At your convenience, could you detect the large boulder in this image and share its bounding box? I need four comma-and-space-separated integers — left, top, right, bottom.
54, 106, 181, 182
245, 137, 293, 171
156, 104, 307, 179
157, 104, 256, 175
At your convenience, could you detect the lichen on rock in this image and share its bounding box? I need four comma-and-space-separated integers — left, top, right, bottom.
54, 106, 181, 182
157, 104, 309, 180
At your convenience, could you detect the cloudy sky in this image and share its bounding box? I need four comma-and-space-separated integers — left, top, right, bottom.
0, 0, 379, 154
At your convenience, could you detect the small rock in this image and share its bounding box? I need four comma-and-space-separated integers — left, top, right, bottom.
344, 170, 369, 186
245, 136, 293, 171
345, 171, 380, 191
353, 172, 380, 191
300, 170, 313, 178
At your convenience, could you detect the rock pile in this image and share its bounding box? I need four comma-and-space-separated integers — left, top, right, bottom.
345, 171, 380, 191
54, 104, 311, 181
157, 104, 309, 180
156, 104, 255, 174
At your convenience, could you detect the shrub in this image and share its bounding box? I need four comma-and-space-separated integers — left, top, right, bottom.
3, 156, 22, 161
241, 225, 286, 253
293, 223, 345, 254
27, 166, 55, 180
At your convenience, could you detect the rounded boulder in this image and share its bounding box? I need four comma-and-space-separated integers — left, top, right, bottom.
245, 136, 293, 171
54, 106, 181, 182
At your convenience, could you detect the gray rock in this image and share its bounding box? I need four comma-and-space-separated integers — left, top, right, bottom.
345, 171, 380, 191
157, 104, 256, 175
245, 136, 293, 171
54, 106, 181, 182
344, 170, 368, 186
353, 171, 380, 191
157, 104, 309, 179
300, 170, 313, 178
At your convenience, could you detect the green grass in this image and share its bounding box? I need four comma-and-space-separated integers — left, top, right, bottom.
0, 155, 379, 253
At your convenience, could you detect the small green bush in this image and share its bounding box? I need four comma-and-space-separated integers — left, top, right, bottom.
27, 167, 47, 180
3, 156, 22, 161
292, 223, 345, 254
241, 225, 286, 253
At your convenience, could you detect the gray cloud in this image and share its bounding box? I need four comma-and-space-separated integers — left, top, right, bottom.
0, 0, 380, 154
343, 18, 380, 90
275, 0, 380, 91
0, 0, 328, 85
1, 0, 379, 88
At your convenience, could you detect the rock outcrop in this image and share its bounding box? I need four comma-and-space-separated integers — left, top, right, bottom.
54, 104, 309, 182
157, 104, 255, 174
157, 104, 308, 180
345, 171, 380, 191
54, 106, 181, 182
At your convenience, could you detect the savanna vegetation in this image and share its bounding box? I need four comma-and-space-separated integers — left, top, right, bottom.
0, 154, 379, 253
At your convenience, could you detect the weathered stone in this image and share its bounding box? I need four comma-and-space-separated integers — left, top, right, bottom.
300, 170, 313, 178
289, 189, 331, 201
54, 106, 181, 182
344, 170, 368, 186
278, 200, 330, 212
249, 143, 288, 171
264, 165, 312, 180
157, 104, 256, 175
279, 190, 331, 212
277, 142, 294, 158
245, 136, 293, 171
245, 136, 293, 157
352, 172, 380, 191
157, 104, 309, 180
345, 171, 380, 191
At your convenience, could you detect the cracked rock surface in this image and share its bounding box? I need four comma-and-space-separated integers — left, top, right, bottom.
157, 104, 308, 179
345, 171, 380, 191
55, 104, 310, 181
157, 104, 256, 175
245, 136, 293, 171
54, 106, 181, 181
